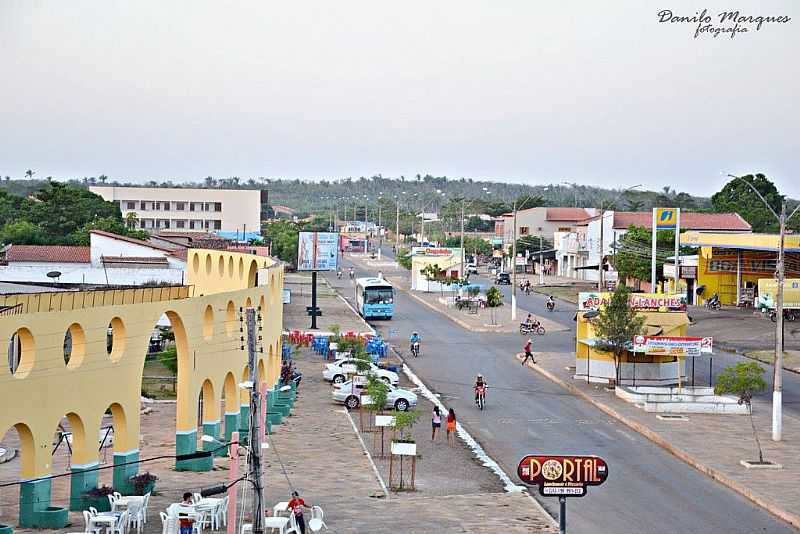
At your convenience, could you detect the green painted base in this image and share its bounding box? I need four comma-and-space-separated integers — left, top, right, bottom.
0, 524, 13, 534
19, 479, 51, 528
35, 507, 68, 529
202, 421, 226, 457
113, 451, 139, 494
175, 431, 213, 472
238, 405, 251, 446
69, 463, 99, 511
267, 412, 283, 425
224, 412, 240, 448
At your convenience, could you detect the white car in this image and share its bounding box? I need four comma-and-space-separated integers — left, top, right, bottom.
323, 358, 399, 386
466, 263, 479, 275
332, 380, 418, 411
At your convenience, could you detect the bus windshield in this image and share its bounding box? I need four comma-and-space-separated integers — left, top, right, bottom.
365, 288, 393, 304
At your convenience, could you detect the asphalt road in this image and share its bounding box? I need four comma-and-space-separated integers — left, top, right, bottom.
328, 252, 794, 534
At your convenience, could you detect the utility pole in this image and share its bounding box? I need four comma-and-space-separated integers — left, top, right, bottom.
511, 199, 518, 321
395, 197, 400, 251
598, 207, 605, 291
460, 200, 465, 277
246, 308, 265, 534
774, 202, 785, 441
539, 233, 544, 285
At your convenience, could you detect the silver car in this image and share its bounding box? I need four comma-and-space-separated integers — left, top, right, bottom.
332, 380, 417, 411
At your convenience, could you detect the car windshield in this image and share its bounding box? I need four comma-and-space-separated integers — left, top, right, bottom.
365, 288, 393, 304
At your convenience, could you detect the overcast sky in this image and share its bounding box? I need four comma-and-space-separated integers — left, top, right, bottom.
1, 1, 797, 196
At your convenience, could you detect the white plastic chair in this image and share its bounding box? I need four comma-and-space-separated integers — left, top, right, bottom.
88, 507, 99, 516
308, 506, 328, 532
128, 503, 144, 534
82, 510, 103, 534
161, 511, 176, 534
193, 510, 207, 534
219, 495, 229, 527
108, 494, 119, 511
142, 492, 151, 524
193, 492, 202, 504
111, 510, 129, 534
285, 513, 301, 534
240, 523, 252, 534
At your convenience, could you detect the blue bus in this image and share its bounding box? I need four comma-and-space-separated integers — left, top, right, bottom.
355, 277, 395, 319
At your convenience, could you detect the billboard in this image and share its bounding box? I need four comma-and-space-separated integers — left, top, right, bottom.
297, 232, 339, 271
578, 292, 687, 312
518, 455, 608, 497
632, 335, 713, 357
411, 247, 461, 258
757, 279, 800, 310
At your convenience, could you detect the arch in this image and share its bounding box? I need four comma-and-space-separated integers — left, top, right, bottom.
257, 359, 266, 385
8, 327, 35, 378
101, 402, 129, 453
2, 423, 36, 478
228, 256, 234, 277
240, 366, 251, 405
259, 295, 266, 313
238, 258, 245, 279
205, 254, 212, 276
247, 259, 258, 287
199, 378, 219, 423
202, 305, 214, 341
223, 372, 238, 414
217, 255, 224, 276
245, 297, 253, 309
64, 322, 86, 369
106, 317, 126, 363
56, 412, 91, 465
225, 301, 236, 337
192, 252, 200, 274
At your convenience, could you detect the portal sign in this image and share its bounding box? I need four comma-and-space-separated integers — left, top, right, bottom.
517, 454, 608, 497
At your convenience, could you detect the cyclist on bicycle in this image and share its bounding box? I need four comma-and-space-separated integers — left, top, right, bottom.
474, 373, 487, 405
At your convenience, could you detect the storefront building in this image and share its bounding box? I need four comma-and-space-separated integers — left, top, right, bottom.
681, 232, 800, 306
410, 247, 463, 291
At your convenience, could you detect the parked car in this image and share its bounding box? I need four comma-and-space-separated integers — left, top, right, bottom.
332, 380, 418, 411
495, 272, 511, 285
465, 263, 479, 275
323, 358, 399, 386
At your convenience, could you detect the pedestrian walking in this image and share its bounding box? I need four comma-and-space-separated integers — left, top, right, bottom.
446, 408, 457, 446
178, 492, 195, 534
521, 337, 535, 365
288, 490, 311, 534
431, 406, 442, 441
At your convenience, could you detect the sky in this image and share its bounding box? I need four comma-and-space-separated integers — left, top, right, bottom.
0, 1, 797, 196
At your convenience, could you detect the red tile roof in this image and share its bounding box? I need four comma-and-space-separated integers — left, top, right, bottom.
4, 245, 90, 263
546, 208, 592, 222
611, 212, 751, 231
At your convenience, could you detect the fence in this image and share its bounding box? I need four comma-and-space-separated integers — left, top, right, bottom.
0, 285, 194, 314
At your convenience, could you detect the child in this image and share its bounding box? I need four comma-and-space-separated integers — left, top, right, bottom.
446, 408, 456, 446
178, 492, 194, 534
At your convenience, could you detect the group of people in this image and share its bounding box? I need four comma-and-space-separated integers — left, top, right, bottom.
431, 405, 458, 445
178, 491, 313, 534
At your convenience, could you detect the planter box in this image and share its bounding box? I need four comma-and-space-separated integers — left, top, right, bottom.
0, 524, 13, 534
391, 441, 417, 456
83, 495, 112, 513
129, 480, 156, 496
36, 507, 68, 529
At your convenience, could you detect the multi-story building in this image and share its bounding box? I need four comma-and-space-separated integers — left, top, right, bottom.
89, 186, 261, 234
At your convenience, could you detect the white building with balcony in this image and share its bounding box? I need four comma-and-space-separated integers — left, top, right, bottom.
90, 186, 262, 234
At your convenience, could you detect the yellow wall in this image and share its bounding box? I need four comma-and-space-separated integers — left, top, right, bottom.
0, 249, 283, 478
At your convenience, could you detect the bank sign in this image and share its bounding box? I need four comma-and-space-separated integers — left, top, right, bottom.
632, 335, 713, 357
518, 455, 608, 497
579, 292, 687, 312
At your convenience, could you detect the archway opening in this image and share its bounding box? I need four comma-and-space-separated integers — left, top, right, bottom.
51, 412, 90, 511
225, 301, 236, 337
141, 311, 188, 400
8, 327, 35, 378
247, 260, 259, 288
0, 423, 36, 521
63, 323, 86, 369
106, 317, 126, 363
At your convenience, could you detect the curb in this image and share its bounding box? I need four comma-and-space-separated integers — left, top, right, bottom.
517, 353, 800, 529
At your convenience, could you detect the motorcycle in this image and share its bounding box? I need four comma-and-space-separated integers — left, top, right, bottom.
546, 300, 555, 312
705, 294, 721, 311
520, 321, 546, 336
475, 384, 487, 410
336, 270, 343, 279
410, 341, 421, 358
770, 309, 798, 322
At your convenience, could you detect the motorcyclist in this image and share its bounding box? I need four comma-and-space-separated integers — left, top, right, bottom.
521, 313, 538, 330
474, 373, 487, 404
349, 267, 355, 279
409, 331, 421, 352
337, 268, 343, 279
546, 295, 555, 310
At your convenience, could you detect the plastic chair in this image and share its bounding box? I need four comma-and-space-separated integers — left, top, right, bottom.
111, 510, 129, 534
82, 510, 103, 534
285, 513, 301, 534
142, 492, 151, 524
88, 507, 99, 516
308, 506, 328, 532
160, 512, 175, 534
219, 495, 229, 527
128, 503, 144, 534
108, 494, 119, 511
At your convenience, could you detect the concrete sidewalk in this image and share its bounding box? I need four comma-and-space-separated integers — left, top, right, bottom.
521, 350, 800, 529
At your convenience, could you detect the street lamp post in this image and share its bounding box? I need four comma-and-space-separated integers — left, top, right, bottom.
510, 194, 539, 321
727, 174, 800, 442
419, 189, 443, 245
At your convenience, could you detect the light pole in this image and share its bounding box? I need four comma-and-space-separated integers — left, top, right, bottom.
511, 195, 539, 321
727, 173, 800, 442
420, 189, 443, 245
598, 185, 642, 291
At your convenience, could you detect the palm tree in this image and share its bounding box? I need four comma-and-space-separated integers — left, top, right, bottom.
98, 174, 108, 184
125, 212, 139, 229
24, 169, 35, 179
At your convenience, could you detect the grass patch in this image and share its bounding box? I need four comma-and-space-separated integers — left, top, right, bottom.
744, 350, 800, 372
142, 350, 177, 400
531, 285, 582, 304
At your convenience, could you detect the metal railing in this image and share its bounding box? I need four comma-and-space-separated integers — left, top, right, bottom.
0, 285, 194, 315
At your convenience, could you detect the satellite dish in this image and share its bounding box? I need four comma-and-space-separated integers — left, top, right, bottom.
46, 271, 62, 279
583, 309, 600, 319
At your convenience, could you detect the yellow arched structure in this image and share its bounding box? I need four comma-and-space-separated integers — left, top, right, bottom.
0, 250, 283, 527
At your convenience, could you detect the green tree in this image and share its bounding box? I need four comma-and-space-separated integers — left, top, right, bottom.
0, 221, 47, 245
393, 409, 420, 442
420, 263, 441, 293
591, 284, 645, 384
263, 221, 301, 266
68, 216, 149, 245
612, 225, 692, 285
443, 236, 492, 256
30, 182, 121, 243
366, 374, 390, 415
711, 174, 782, 233
397, 249, 412, 270
715, 362, 768, 463
485, 286, 503, 325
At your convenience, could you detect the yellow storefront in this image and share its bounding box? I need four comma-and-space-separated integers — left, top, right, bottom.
681, 232, 800, 306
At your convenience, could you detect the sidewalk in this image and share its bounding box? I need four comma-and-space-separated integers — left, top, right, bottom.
261, 350, 559, 533
521, 350, 800, 529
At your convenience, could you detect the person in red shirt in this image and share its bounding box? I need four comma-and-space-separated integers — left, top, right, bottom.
178, 492, 195, 534
521, 337, 535, 365
288, 491, 311, 534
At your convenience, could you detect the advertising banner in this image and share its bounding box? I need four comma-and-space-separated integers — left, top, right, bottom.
654, 208, 678, 230
411, 247, 461, 258
757, 279, 800, 310
632, 335, 712, 356
517, 455, 608, 497
297, 232, 339, 271
578, 292, 687, 312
